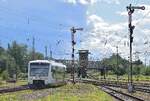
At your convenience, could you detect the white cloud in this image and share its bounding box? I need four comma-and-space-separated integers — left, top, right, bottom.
79, 0, 97, 5
116, 11, 128, 16
64, 0, 121, 5
87, 14, 126, 34
80, 14, 129, 58
83, 4, 150, 63
81, 13, 150, 61
143, 29, 150, 34
117, 5, 150, 27
100, 0, 120, 5
141, 29, 150, 41
114, 5, 150, 61
64, 0, 77, 4
64, 1, 150, 61
64, 0, 97, 5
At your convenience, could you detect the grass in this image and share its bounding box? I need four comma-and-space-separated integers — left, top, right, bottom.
0, 83, 113, 101
37, 83, 113, 101
0, 80, 27, 88
89, 72, 150, 83
0, 90, 33, 101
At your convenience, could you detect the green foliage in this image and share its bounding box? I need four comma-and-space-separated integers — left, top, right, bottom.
132, 65, 142, 75
100, 54, 150, 76
101, 54, 128, 75
143, 67, 150, 75
7, 41, 28, 73
0, 48, 8, 74
133, 59, 143, 65
1, 70, 9, 80
18, 73, 27, 80
0, 41, 44, 80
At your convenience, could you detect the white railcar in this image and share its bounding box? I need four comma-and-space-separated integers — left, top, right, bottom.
28, 60, 66, 85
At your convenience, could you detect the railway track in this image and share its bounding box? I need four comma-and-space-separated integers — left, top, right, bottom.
76, 78, 150, 94
100, 86, 144, 101
84, 78, 150, 86
104, 83, 150, 93
84, 77, 150, 87
0, 81, 67, 94
135, 87, 150, 93
0, 85, 29, 94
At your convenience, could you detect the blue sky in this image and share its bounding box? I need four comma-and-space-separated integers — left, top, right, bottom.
0, 0, 150, 61
0, 0, 87, 58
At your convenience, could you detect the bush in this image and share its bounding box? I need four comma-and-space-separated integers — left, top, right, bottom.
1, 70, 9, 80
144, 67, 150, 75
18, 73, 27, 80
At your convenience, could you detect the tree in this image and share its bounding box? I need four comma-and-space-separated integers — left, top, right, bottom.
0, 41, 45, 80
133, 59, 143, 65
143, 67, 150, 75
101, 54, 128, 75
7, 41, 28, 73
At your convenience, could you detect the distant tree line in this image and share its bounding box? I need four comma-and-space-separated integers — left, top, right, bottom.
56, 54, 150, 77
1, 41, 150, 81
0, 41, 44, 80
101, 54, 150, 76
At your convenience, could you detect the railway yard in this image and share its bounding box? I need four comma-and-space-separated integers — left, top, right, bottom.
0, 0, 150, 101
0, 78, 150, 101
0, 80, 114, 101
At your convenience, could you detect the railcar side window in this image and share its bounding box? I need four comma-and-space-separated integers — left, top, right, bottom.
51, 66, 66, 81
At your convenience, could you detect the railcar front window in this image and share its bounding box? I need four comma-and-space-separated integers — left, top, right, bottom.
30, 63, 49, 76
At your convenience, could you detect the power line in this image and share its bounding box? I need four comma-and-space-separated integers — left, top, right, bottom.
45, 45, 48, 60
32, 37, 35, 60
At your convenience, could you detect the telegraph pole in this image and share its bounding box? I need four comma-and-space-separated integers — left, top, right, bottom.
70, 27, 83, 84
49, 45, 52, 60
145, 55, 147, 67
144, 51, 147, 67
32, 37, 35, 60
126, 4, 145, 92
45, 45, 48, 60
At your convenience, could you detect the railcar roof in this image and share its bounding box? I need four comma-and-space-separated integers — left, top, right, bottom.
50, 60, 66, 68
29, 60, 66, 68
29, 60, 50, 63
